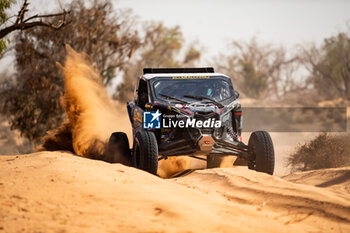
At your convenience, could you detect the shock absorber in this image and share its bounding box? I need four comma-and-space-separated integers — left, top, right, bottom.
232, 103, 242, 141
227, 127, 241, 142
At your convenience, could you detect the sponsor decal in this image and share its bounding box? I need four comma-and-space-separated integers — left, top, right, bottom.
143, 110, 161, 129
143, 111, 222, 129
172, 76, 210, 79
163, 117, 221, 128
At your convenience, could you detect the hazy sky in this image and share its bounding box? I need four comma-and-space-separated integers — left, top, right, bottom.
10, 0, 350, 57
1, 0, 349, 85
116, 0, 350, 57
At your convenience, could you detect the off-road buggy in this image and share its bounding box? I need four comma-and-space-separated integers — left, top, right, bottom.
108, 68, 274, 175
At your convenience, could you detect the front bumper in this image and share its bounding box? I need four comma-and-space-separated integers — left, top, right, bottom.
158, 127, 249, 161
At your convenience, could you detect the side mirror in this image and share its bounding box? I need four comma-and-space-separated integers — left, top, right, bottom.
234, 90, 240, 99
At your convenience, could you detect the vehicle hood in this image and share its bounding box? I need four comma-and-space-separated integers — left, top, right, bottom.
154, 100, 240, 118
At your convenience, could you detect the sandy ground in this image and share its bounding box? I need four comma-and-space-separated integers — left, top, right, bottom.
0, 151, 349, 233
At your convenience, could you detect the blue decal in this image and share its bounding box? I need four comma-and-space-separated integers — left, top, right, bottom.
143, 110, 161, 129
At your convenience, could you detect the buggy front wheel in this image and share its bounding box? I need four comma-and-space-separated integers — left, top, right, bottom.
132, 130, 158, 175
248, 131, 275, 175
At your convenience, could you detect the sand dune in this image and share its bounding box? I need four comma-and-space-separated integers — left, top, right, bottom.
0, 152, 349, 233
283, 167, 350, 194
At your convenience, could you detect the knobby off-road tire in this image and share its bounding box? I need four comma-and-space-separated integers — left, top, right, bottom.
106, 132, 131, 165
248, 131, 275, 175
133, 130, 158, 175
207, 154, 222, 168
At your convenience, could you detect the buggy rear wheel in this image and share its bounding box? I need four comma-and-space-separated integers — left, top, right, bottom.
132, 130, 158, 175
248, 131, 275, 175
106, 132, 131, 165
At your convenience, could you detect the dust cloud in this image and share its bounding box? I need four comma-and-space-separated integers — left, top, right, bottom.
40, 45, 188, 177
158, 156, 191, 178
40, 45, 131, 163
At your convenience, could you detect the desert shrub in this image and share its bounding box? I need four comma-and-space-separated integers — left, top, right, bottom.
287, 133, 350, 172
